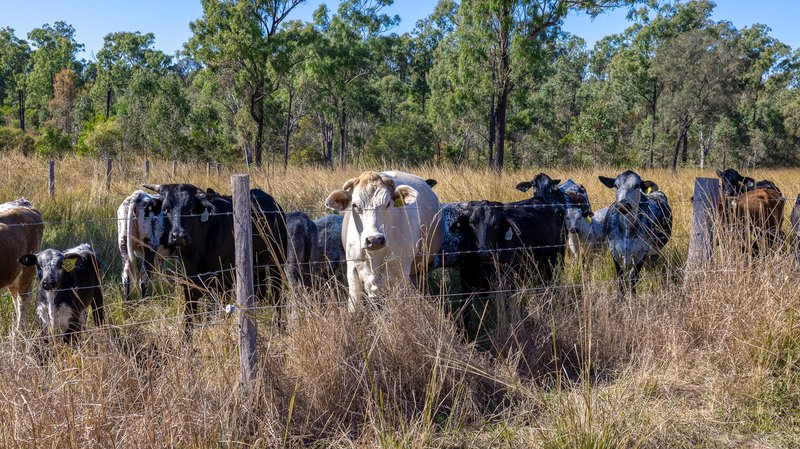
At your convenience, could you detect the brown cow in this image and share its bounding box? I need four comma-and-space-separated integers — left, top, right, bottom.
728, 188, 785, 253
0, 199, 44, 332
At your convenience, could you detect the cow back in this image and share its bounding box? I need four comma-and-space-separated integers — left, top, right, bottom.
0, 203, 44, 290
733, 188, 784, 232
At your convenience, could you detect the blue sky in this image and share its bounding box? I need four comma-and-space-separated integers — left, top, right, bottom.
3, 1, 800, 59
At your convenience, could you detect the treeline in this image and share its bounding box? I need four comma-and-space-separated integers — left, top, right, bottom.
1, 0, 799, 170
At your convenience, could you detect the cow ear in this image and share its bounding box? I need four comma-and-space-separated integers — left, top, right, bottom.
342, 178, 358, 192
598, 176, 616, 189
424, 178, 437, 188
515, 181, 532, 192
392, 185, 418, 207
325, 190, 352, 211
552, 179, 561, 186
716, 169, 724, 178
143, 184, 161, 193
18, 254, 36, 267
195, 192, 216, 212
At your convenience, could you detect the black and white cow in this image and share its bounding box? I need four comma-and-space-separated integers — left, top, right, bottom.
18, 244, 104, 342
143, 183, 287, 335
599, 170, 672, 299
564, 206, 609, 261
312, 214, 345, 279
117, 190, 173, 302
285, 211, 320, 288
516, 173, 591, 214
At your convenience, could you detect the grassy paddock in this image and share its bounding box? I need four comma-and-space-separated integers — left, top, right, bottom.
0, 154, 798, 448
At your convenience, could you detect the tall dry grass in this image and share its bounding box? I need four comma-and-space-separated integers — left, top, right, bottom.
0, 154, 798, 447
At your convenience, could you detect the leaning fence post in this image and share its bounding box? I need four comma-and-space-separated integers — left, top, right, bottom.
104, 158, 112, 191
686, 177, 720, 273
143, 159, 150, 182
48, 159, 55, 198
232, 174, 257, 396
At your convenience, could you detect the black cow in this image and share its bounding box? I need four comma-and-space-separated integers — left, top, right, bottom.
18, 243, 104, 343
285, 211, 320, 288
143, 183, 287, 336
717, 168, 781, 197
450, 200, 564, 293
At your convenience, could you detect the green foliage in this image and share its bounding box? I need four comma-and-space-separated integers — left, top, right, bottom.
366, 115, 436, 165
35, 126, 72, 156
76, 117, 121, 156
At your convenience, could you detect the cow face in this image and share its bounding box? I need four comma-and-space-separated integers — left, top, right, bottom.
134, 192, 165, 250
144, 184, 214, 247
515, 173, 562, 204
599, 170, 643, 215
716, 168, 746, 197
565, 207, 592, 236
325, 172, 418, 252
19, 248, 83, 291
451, 202, 518, 263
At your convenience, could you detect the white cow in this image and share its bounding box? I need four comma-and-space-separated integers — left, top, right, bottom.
325, 171, 443, 311
117, 190, 169, 301
564, 206, 609, 261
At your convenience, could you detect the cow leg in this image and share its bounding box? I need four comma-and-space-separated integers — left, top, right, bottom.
613, 259, 626, 301
10, 268, 35, 334
122, 259, 133, 303
140, 248, 157, 300
91, 287, 105, 327
346, 261, 364, 313
267, 264, 284, 323
630, 262, 645, 299
183, 283, 202, 339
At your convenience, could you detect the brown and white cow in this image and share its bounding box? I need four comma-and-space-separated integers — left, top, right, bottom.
325, 171, 443, 310
0, 199, 44, 332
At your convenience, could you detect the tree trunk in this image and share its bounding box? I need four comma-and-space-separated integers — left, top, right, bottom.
681, 131, 688, 164
250, 88, 265, 167
649, 87, 657, 169
494, 84, 509, 171
338, 102, 346, 170
106, 87, 112, 120
244, 141, 253, 166
18, 89, 25, 132
283, 88, 293, 170
699, 128, 706, 170
488, 93, 495, 169
671, 121, 690, 171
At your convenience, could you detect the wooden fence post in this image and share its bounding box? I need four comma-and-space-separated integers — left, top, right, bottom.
104, 158, 112, 191
143, 159, 150, 182
172, 160, 177, 177
206, 161, 211, 177
232, 174, 257, 395
216, 162, 221, 176
48, 159, 54, 198
686, 177, 720, 271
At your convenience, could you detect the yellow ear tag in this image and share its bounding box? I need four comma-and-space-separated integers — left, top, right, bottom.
645, 187, 652, 195
62, 258, 76, 273
586, 216, 592, 223
393, 197, 404, 208
553, 186, 558, 192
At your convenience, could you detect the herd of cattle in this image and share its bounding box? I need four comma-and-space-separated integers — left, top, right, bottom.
0, 167, 792, 342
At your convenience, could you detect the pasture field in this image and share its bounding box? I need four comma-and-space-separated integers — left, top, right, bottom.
0, 154, 799, 448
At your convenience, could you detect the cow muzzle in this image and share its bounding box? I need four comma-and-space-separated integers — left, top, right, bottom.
617, 200, 633, 214
169, 229, 189, 246
40, 279, 57, 291
364, 234, 386, 251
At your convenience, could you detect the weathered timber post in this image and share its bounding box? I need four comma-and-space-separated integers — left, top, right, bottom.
172, 160, 177, 177
206, 161, 211, 177
232, 174, 257, 395
686, 177, 720, 272
143, 159, 150, 182
216, 162, 221, 176
48, 160, 54, 198
104, 158, 112, 191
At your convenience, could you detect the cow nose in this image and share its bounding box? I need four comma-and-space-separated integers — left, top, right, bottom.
170, 230, 188, 246
364, 235, 386, 251
568, 227, 577, 234
41, 279, 56, 290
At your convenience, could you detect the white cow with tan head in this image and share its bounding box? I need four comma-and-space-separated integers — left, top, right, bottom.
325, 171, 442, 310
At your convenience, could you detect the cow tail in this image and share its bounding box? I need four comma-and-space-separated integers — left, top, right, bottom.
126, 195, 140, 285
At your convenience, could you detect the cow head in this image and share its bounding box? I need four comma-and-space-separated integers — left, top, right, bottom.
716, 168, 747, 198
515, 173, 562, 204
325, 172, 418, 252
450, 201, 519, 263
143, 183, 214, 247
130, 191, 165, 250
599, 170, 644, 216
565, 207, 593, 236
19, 246, 88, 291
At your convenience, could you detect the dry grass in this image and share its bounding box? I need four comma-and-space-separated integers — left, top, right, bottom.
0, 154, 798, 448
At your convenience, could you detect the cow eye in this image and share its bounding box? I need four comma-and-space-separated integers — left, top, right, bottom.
352, 204, 361, 213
